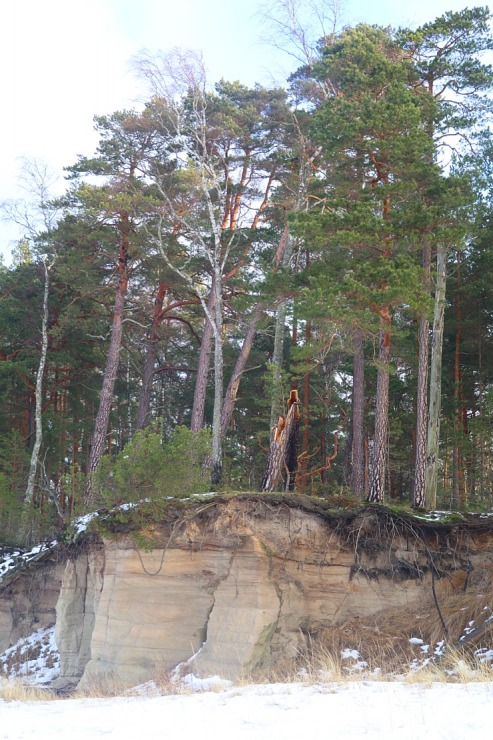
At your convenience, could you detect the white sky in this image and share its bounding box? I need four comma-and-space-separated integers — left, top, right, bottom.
0, 0, 486, 262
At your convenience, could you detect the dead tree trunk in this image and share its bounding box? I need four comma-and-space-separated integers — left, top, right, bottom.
297, 321, 312, 492
285, 393, 300, 492
260, 389, 300, 492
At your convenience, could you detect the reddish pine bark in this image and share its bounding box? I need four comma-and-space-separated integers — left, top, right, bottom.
296, 322, 312, 492
368, 308, 391, 503
85, 215, 130, 500
351, 328, 366, 498
453, 251, 467, 508
220, 305, 264, 438
413, 242, 431, 509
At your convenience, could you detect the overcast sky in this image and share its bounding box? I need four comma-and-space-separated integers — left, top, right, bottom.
0, 0, 485, 262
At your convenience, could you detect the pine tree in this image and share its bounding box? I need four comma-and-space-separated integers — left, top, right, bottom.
294, 24, 438, 501
401, 7, 493, 508
63, 111, 163, 501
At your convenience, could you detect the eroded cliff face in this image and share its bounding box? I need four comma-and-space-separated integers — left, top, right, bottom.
48, 497, 493, 689
55, 548, 105, 685
0, 559, 65, 653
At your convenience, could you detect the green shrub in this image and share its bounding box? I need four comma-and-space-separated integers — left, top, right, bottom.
93, 425, 212, 508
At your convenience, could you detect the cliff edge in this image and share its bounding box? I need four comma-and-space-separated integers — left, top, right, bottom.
2, 495, 493, 688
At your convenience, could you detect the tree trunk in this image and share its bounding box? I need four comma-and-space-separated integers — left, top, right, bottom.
25, 258, 51, 504
220, 226, 299, 442
425, 245, 447, 510
221, 304, 264, 438
135, 339, 159, 431
267, 158, 309, 434
210, 266, 224, 485
191, 288, 215, 433
270, 224, 297, 428
413, 242, 432, 509
351, 327, 366, 498
135, 282, 168, 430
270, 299, 289, 429
368, 309, 391, 503
261, 390, 300, 492
85, 217, 130, 501
344, 422, 353, 488
297, 321, 312, 492
452, 250, 466, 508
85, 287, 126, 496
368, 191, 392, 504
285, 400, 300, 492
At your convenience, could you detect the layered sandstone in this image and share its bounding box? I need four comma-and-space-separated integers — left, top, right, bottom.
2, 496, 493, 689
54, 498, 493, 687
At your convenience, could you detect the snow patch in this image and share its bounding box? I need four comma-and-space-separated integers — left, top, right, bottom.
0, 541, 57, 580
182, 674, 233, 691
0, 626, 60, 685
340, 648, 368, 672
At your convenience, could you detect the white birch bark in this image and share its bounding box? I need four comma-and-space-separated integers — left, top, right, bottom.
25, 258, 52, 503
425, 246, 447, 510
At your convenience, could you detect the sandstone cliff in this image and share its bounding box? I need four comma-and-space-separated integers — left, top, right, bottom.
2, 495, 493, 688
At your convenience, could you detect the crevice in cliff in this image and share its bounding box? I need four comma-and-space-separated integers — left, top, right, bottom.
179, 549, 238, 678
7, 496, 493, 688
272, 579, 284, 651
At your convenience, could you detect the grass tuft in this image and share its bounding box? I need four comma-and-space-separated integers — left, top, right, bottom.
0, 679, 56, 702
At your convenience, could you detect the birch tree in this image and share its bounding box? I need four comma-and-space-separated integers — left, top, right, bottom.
1, 161, 60, 508
136, 51, 289, 483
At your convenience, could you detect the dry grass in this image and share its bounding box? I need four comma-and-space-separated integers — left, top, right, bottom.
75, 663, 201, 699
244, 621, 493, 687
289, 645, 493, 686
142, 663, 197, 695
0, 679, 56, 702
4, 596, 493, 702
3, 644, 493, 704
72, 672, 128, 699
405, 648, 493, 685
304, 646, 355, 683
426, 594, 493, 646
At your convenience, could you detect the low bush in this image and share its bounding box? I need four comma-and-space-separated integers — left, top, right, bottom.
93, 425, 212, 509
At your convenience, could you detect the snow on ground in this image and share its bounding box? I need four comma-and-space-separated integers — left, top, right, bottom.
2, 513, 493, 738
0, 627, 60, 685
0, 681, 492, 739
